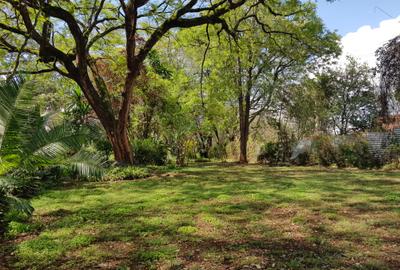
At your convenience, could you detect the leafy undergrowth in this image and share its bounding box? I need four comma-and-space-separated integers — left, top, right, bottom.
103, 166, 151, 181
102, 165, 179, 181
2, 164, 400, 269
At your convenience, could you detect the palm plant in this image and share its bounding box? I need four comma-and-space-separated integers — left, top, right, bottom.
0, 76, 103, 235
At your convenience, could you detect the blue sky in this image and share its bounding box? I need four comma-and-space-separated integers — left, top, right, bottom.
311, 0, 400, 67
314, 0, 400, 35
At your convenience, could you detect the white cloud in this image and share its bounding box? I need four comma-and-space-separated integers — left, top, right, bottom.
340, 16, 400, 67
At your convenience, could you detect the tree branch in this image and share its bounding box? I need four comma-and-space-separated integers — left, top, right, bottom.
0, 68, 56, 75
87, 24, 124, 49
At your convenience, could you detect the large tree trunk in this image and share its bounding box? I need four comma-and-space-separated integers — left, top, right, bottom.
77, 73, 135, 165
80, 90, 134, 165
106, 125, 134, 165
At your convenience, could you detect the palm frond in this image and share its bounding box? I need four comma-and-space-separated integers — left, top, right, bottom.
0, 76, 43, 156
21, 124, 93, 168
68, 150, 105, 179
0, 176, 38, 196
0, 176, 19, 194
0, 76, 41, 129
0, 76, 24, 127
5, 195, 34, 216
0, 105, 43, 158
29, 124, 84, 156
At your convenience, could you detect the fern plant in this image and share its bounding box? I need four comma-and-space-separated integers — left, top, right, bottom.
0, 76, 103, 235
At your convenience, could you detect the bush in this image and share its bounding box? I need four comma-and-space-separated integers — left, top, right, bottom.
292, 134, 381, 169
336, 140, 353, 168
103, 166, 150, 181
3, 173, 41, 199
311, 135, 337, 167
290, 139, 313, 166
257, 142, 280, 165
383, 140, 400, 170
209, 144, 227, 160
383, 162, 400, 170
294, 152, 312, 166
132, 139, 167, 166
310, 134, 377, 169
336, 136, 377, 169
94, 138, 113, 158
350, 138, 377, 169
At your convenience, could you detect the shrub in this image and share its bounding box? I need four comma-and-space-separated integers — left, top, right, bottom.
103, 167, 150, 181
290, 139, 313, 166
0, 178, 34, 236
94, 138, 113, 158
350, 138, 377, 169
294, 152, 312, 166
257, 142, 280, 165
383, 141, 400, 169
383, 162, 400, 170
209, 144, 227, 160
0, 77, 103, 236
336, 136, 377, 169
311, 135, 337, 167
336, 140, 353, 168
293, 134, 380, 169
132, 139, 167, 165
3, 172, 41, 199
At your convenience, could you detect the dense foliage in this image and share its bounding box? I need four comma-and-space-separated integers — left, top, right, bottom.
132, 139, 168, 166
257, 142, 280, 165
304, 134, 380, 169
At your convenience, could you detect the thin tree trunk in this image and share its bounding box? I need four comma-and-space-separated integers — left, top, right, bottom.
237, 56, 247, 163
239, 99, 248, 163
239, 91, 251, 163
238, 57, 252, 164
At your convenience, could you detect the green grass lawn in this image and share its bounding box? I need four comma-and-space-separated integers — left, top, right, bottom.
2, 164, 400, 269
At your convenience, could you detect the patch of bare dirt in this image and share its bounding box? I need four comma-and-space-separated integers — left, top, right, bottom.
261, 206, 310, 240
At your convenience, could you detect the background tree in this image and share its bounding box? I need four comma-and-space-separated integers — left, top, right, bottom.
376, 35, 400, 123
0, 0, 268, 165
287, 77, 331, 137
176, 1, 339, 163
287, 58, 378, 137
321, 58, 378, 134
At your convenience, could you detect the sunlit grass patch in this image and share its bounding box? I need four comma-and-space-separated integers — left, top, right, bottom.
332, 219, 369, 237
177, 225, 197, 235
